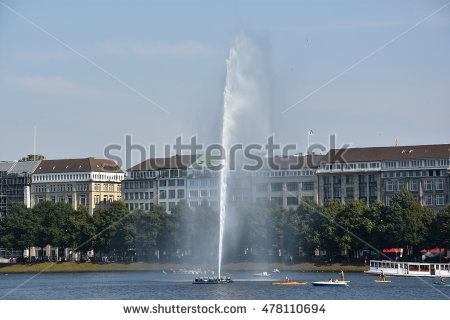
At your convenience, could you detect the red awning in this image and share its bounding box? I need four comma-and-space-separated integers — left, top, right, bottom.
421, 248, 445, 253
383, 248, 403, 253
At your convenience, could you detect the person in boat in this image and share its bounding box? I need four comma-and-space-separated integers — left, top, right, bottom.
439, 277, 447, 284
285, 276, 291, 282
380, 270, 386, 281
340, 270, 344, 281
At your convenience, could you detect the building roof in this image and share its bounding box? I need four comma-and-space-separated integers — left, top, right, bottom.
128, 155, 198, 171
322, 144, 450, 163
264, 154, 324, 169
8, 160, 41, 175
34, 158, 123, 174
0, 162, 16, 173
0, 160, 41, 176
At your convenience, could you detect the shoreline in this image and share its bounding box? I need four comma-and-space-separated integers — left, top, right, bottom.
0, 261, 367, 274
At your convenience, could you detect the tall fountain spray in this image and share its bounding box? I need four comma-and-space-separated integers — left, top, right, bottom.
218, 33, 272, 277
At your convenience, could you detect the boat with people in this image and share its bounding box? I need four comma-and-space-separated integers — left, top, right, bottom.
365, 260, 450, 278
312, 280, 349, 287
192, 276, 233, 284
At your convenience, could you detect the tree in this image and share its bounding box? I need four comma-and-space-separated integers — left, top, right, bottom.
293, 199, 322, 258
0, 204, 37, 256
383, 190, 434, 250
433, 205, 450, 248
61, 206, 95, 258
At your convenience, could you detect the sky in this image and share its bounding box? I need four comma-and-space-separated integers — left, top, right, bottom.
1, 0, 449, 167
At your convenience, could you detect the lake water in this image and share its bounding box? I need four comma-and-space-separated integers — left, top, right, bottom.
0, 271, 448, 300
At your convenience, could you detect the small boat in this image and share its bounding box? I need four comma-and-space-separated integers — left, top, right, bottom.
192, 276, 233, 284
433, 282, 450, 286
312, 281, 348, 287
273, 268, 280, 273
253, 272, 272, 277
374, 280, 392, 283
272, 282, 307, 285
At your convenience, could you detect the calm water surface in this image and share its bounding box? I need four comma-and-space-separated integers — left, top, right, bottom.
0, 271, 448, 300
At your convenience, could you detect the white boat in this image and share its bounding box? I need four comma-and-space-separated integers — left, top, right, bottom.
253, 272, 272, 277
365, 260, 450, 278
312, 281, 348, 287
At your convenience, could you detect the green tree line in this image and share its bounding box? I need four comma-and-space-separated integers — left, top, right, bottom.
0, 189, 448, 262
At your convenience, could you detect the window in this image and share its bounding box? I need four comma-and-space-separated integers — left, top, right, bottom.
271, 197, 283, 205
333, 176, 341, 184
189, 201, 199, 208
168, 180, 176, 187
424, 195, 433, 206
424, 180, 433, 191
177, 179, 184, 186
302, 182, 314, 191
385, 196, 392, 206
287, 197, 298, 205
169, 202, 176, 211
436, 195, 445, 206
397, 180, 405, 190
409, 180, 419, 191
345, 176, 354, 184
286, 182, 298, 191
271, 183, 283, 192
346, 187, 354, 198
386, 181, 394, 192
177, 189, 185, 199
256, 183, 267, 192
159, 180, 167, 187
169, 190, 176, 199
333, 186, 341, 198
359, 175, 366, 183
436, 179, 444, 190
189, 190, 198, 198
200, 190, 208, 197
159, 190, 167, 199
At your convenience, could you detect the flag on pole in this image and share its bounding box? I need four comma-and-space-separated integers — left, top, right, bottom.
307, 129, 314, 136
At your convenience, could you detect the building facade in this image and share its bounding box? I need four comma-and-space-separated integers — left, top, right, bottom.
31, 158, 124, 215
123, 155, 197, 213
318, 144, 450, 210
0, 158, 42, 218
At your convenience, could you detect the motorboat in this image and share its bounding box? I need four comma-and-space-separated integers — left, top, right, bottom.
253, 272, 271, 277
272, 282, 307, 285
312, 281, 349, 287
192, 276, 233, 284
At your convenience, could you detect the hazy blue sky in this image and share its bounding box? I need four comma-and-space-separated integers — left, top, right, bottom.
1, 0, 449, 166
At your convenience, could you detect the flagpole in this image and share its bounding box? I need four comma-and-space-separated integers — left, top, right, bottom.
307, 131, 310, 154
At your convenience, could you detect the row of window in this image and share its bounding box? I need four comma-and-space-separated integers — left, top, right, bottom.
323, 175, 377, 185
124, 192, 154, 200
188, 189, 218, 198
382, 170, 446, 178
385, 180, 444, 192
384, 159, 449, 169
188, 200, 218, 208
255, 182, 315, 193
160, 189, 184, 199
187, 179, 218, 187
321, 162, 380, 171
124, 181, 155, 189
385, 194, 446, 206
253, 170, 316, 177
35, 194, 89, 206
130, 169, 187, 179
160, 179, 185, 187
33, 173, 122, 182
